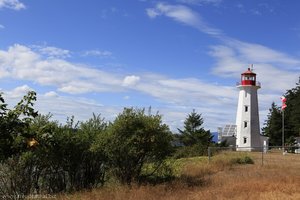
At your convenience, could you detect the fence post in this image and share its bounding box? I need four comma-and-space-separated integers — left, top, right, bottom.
261, 146, 264, 166
208, 147, 211, 163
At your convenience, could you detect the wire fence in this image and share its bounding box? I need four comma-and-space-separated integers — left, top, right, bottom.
208, 145, 300, 166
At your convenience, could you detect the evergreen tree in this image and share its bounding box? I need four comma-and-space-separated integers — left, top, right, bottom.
178, 110, 212, 146
263, 77, 300, 146
262, 102, 282, 146
175, 110, 212, 157
285, 78, 300, 140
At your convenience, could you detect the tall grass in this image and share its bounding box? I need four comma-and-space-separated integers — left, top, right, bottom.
58, 152, 300, 200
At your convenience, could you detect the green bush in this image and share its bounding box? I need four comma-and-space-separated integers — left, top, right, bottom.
231, 156, 254, 164
92, 108, 173, 185
139, 160, 175, 184
173, 144, 207, 159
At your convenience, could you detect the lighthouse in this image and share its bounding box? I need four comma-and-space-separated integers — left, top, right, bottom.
235, 67, 267, 151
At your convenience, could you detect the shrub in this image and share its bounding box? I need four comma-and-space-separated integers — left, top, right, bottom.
230, 155, 254, 165
93, 108, 173, 185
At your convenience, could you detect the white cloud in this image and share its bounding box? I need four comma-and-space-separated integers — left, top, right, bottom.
146, 8, 160, 18
0, 24, 4, 29
0, 44, 123, 94
146, 2, 222, 36
131, 76, 238, 129
2, 85, 235, 131
58, 81, 99, 94
3, 84, 33, 99
209, 40, 300, 93
0, 42, 241, 130
122, 75, 140, 87
44, 91, 58, 98
0, 0, 25, 10
83, 50, 112, 58
229, 40, 300, 66
1, 87, 112, 123
36, 94, 107, 122
147, 3, 200, 25
32, 45, 71, 59
209, 45, 245, 77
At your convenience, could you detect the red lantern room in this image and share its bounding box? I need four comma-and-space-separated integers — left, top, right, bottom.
241, 68, 257, 86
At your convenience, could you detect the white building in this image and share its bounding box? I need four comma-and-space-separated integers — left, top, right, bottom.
235, 68, 268, 151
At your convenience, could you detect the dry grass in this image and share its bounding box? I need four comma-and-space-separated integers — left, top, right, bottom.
57, 152, 300, 200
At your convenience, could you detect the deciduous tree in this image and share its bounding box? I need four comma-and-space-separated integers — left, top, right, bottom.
94, 108, 173, 185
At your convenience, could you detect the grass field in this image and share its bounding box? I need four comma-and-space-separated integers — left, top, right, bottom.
58, 152, 300, 200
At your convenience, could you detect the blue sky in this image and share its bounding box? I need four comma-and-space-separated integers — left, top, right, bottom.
0, 0, 299, 131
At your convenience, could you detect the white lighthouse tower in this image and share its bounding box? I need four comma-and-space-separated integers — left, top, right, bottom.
236, 67, 267, 151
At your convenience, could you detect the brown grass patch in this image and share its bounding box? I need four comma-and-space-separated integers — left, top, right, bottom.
57, 152, 300, 200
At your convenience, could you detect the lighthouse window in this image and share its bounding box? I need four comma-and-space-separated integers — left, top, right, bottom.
245, 106, 248, 112
244, 121, 248, 128
243, 137, 247, 144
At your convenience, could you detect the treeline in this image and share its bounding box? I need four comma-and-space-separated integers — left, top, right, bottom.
263, 78, 300, 146
0, 92, 213, 198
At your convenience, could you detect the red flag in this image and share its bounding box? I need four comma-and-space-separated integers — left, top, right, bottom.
281, 96, 287, 110
282, 103, 287, 110
281, 96, 287, 103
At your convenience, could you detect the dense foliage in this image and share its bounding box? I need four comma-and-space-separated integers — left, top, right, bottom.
262, 78, 300, 146
0, 91, 38, 160
92, 108, 173, 185
0, 95, 109, 198
0, 94, 176, 198
175, 110, 213, 158
262, 103, 282, 146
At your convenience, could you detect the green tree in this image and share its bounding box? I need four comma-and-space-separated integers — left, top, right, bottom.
263, 78, 300, 146
176, 110, 212, 157
15, 113, 109, 194
284, 78, 300, 140
94, 108, 173, 185
35, 114, 108, 192
0, 91, 38, 160
0, 91, 38, 198
262, 102, 282, 146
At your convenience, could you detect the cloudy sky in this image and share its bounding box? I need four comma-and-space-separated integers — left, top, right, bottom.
0, 0, 299, 131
